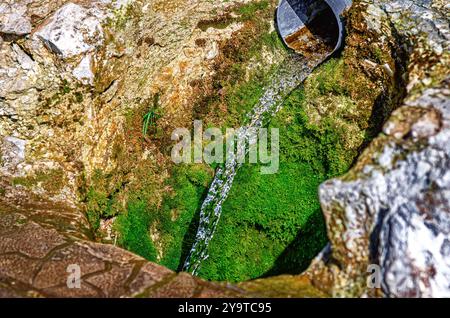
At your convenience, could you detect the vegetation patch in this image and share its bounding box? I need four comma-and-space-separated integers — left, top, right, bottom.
100, 0, 288, 265
197, 77, 356, 281
142, 94, 163, 137
115, 200, 158, 261
113, 164, 213, 268
197, 1, 270, 32
12, 168, 65, 194
83, 169, 125, 231
191, 0, 286, 126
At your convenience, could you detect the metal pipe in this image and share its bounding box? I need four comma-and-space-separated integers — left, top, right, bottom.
277, 0, 352, 56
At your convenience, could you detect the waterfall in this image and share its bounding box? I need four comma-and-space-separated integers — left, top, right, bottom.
182, 53, 326, 275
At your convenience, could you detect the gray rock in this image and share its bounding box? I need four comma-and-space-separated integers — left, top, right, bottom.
0, 1, 32, 35
35, 3, 106, 59
72, 54, 94, 85
315, 0, 450, 298
1, 136, 27, 175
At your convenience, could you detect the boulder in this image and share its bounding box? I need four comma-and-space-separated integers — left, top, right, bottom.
309, 0, 450, 298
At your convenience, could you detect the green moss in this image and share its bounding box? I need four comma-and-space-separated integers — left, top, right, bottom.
157, 164, 213, 270
197, 16, 234, 32
43, 79, 79, 107
234, 0, 270, 21
197, 86, 352, 282
223, 71, 267, 126
61, 79, 71, 94
198, 161, 327, 282
12, 177, 33, 188
106, 2, 137, 30
12, 169, 65, 194
142, 94, 163, 137
112, 164, 212, 267
115, 200, 158, 261
15, 217, 27, 225
85, 188, 108, 231
193, 55, 380, 282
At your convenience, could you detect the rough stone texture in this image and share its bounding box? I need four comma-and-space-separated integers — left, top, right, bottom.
1, 175, 313, 297
0, 0, 300, 298
0, 0, 257, 199
0, 0, 449, 298
307, 0, 450, 297
0, 137, 27, 175
0, 177, 246, 297
35, 2, 105, 59
0, 0, 70, 36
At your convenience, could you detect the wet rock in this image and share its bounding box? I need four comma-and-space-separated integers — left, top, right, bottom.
0, 0, 69, 36
0, 178, 245, 297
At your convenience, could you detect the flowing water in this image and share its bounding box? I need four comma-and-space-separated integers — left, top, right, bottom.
182, 0, 347, 275
182, 52, 330, 275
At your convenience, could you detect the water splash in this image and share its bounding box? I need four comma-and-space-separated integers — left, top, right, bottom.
182, 53, 328, 275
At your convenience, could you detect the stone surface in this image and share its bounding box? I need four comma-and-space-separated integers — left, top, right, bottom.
0, 137, 27, 175
307, 0, 450, 298
0, 0, 68, 36
34, 2, 106, 59
0, 178, 246, 297
0, 0, 449, 298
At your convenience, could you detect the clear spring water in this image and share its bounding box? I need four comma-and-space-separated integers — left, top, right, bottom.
182, 52, 330, 274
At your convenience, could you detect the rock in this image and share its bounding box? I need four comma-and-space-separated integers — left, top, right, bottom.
0, 137, 27, 175
378, 85, 450, 298
0, 0, 448, 298
0, 1, 32, 35
308, 0, 450, 298
35, 3, 106, 59
72, 54, 94, 85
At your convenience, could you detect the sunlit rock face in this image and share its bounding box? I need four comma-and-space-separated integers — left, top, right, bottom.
378, 86, 450, 298
310, 0, 450, 298
0, 0, 252, 196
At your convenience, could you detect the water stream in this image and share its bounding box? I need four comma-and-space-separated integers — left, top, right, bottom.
182, 53, 329, 275
182, 0, 348, 275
